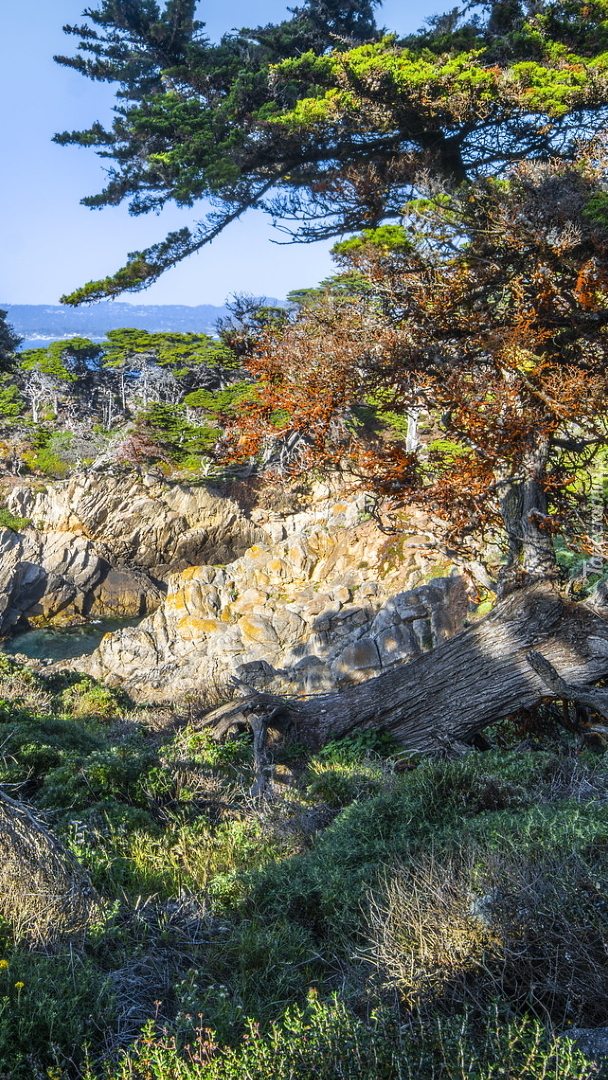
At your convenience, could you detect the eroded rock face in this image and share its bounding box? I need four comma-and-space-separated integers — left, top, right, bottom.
0, 529, 36, 633
0, 527, 163, 632
7, 469, 263, 577
2, 470, 475, 692
0, 469, 265, 631
80, 494, 475, 700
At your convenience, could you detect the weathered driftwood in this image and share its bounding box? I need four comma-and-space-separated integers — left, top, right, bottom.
202, 584, 608, 787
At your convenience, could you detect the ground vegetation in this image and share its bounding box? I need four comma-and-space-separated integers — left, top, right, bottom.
0, 653, 606, 1078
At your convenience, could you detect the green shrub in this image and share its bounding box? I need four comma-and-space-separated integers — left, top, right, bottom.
180, 453, 206, 470
178, 921, 321, 1039
30, 446, 70, 477
305, 768, 361, 808
84, 997, 597, 1080
69, 812, 298, 901
183, 382, 254, 415
164, 727, 252, 769
128, 403, 220, 467
36, 742, 158, 811
0, 508, 30, 531
318, 728, 400, 764
305, 762, 383, 808
60, 677, 128, 721
0, 717, 103, 789
11, 715, 103, 754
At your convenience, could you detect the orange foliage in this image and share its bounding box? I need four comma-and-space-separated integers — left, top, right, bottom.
225, 152, 608, 579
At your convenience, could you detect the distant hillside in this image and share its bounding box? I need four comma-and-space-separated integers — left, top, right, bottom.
1, 302, 245, 349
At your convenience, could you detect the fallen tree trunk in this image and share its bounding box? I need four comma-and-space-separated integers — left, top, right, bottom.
203, 584, 608, 771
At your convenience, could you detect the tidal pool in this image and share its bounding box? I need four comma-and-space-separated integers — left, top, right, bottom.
1, 618, 141, 663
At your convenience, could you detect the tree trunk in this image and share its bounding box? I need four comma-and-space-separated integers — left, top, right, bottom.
498, 437, 558, 596
204, 584, 608, 763
406, 408, 420, 453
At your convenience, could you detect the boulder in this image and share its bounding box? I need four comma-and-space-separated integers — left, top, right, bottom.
90, 569, 163, 618
331, 637, 382, 685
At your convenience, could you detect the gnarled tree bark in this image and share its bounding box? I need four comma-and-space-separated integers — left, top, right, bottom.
202, 584, 608, 781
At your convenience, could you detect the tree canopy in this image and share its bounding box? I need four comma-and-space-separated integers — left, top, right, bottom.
0, 324, 249, 476
56, 0, 608, 303
227, 145, 608, 591
45, 1, 608, 588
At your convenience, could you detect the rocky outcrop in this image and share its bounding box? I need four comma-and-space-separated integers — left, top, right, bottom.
0, 529, 41, 634
0, 468, 265, 632
7, 468, 264, 579
0, 526, 163, 633
1, 469, 476, 693
81, 493, 475, 700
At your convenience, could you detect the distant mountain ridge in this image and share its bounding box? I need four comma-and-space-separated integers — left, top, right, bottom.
1, 302, 252, 349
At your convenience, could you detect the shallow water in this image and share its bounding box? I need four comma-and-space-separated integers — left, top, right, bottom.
1, 618, 141, 662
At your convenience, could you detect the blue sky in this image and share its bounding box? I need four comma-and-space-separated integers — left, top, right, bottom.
0, 0, 443, 307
